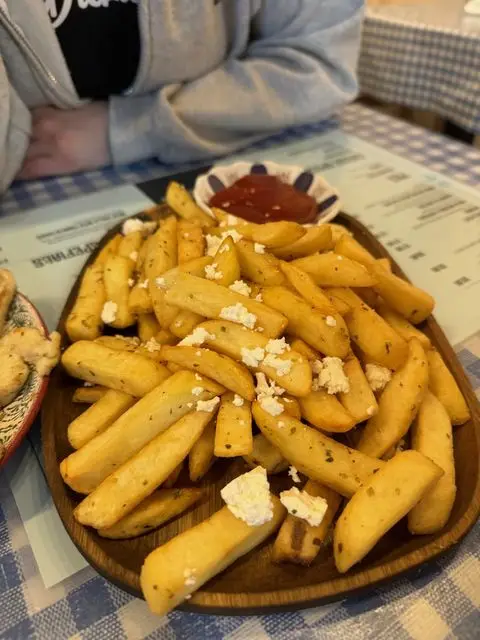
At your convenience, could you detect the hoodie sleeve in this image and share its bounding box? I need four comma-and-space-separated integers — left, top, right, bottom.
0, 56, 31, 193
108, 0, 364, 166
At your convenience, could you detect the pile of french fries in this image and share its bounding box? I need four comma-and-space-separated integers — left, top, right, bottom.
60, 180, 471, 616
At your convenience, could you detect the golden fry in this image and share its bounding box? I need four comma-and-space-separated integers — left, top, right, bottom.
214, 392, 253, 457
338, 355, 378, 423
272, 225, 333, 260
177, 220, 205, 264
72, 385, 108, 404
299, 389, 356, 433
166, 181, 215, 228
189, 418, 216, 482
292, 253, 375, 287
427, 350, 470, 425
243, 434, 289, 474
235, 239, 285, 286
65, 264, 106, 342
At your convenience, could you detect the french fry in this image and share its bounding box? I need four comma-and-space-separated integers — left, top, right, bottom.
163, 272, 287, 338
279, 261, 338, 315
214, 392, 253, 457
326, 291, 351, 316
262, 287, 350, 358
408, 392, 456, 534
357, 339, 429, 458
95, 335, 139, 353
368, 262, 434, 324
377, 302, 431, 350
376, 258, 391, 272
72, 385, 109, 404
329, 288, 408, 370
154, 329, 177, 345
138, 313, 161, 342
0, 269, 16, 332
235, 239, 285, 286
245, 221, 306, 248
128, 281, 153, 315
118, 230, 144, 262
427, 350, 470, 425
338, 355, 378, 423
211, 236, 241, 286
273, 481, 341, 565
243, 434, 289, 474
189, 418, 216, 482
325, 223, 352, 244
65, 264, 105, 341
163, 462, 184, 489
62, 341, 170, 397
281, 395, 302, 419
334, 451, 443, 573
353, 287, 378, 309
299, 389, 356, 433
253, 403, 384, 497
193, 320, 312, 397
292, 253, 375, 287
334, 234, 376, 267
97, 488, 204, 539
61, 371, 224, 494
74, 410, 214, 529
140, 496, 285, 615
161, 346, 255, 400
177, 220, 205, 264
271, 225, 333, 260
68, 389, 136, 450
94, 234, 122, 266
169, 310, 204, 339
289, 338, 318, 362
146, 217, 179, 329
165, 181, 216, 228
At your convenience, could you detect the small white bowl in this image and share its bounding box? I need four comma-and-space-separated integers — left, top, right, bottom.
193, 160, 341, 223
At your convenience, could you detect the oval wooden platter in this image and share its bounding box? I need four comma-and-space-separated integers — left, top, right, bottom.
42, 210, 480, 614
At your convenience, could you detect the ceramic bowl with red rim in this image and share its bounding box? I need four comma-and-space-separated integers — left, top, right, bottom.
0, 293, 50, 466
193, 160, 341, 224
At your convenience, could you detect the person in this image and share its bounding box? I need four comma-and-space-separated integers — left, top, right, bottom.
0, 1, 364, 193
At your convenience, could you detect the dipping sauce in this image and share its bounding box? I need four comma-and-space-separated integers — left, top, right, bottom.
209, 175, 317, 224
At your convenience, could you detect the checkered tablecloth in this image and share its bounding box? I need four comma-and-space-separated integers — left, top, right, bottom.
0, 104, 479, 639
360, 0, 480, 135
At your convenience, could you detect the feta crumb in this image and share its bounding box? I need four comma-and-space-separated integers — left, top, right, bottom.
227, 214, 239, 226
254, 293, 263, 302
122, 218, 144, 235
219, 303, 256, 329
185, 595, 192, 600
232, 394, 245, 407
219, 244, 230, 254
138, 279, 149, 289
127, 278, 135, 287
206, 230, 243, 256
259, 396, 284, 416
255, 373, 285, 398
129, 251, 138, 262
179, 327, 216, 346
205, 263, 223, 281
241, 346, 265, 368
183, 567, 197, 587
101, 301, 118, 324
83, 381, 94, 387
195, 373, 202, 381
220, 466, 273, 526
144, 338, 161, 353
325, 315, 337, 327
187, 402, 194, 408
367, 405, 376, 416
313, 357, 350, 395
196, 397, 220, 413
263, 354, 293, 377
224, 229, 243, 244
229, 280, 251, 297
254, 243, 266, 254
280, 487, 328, 527
265, 338, 291, 355
365, 363, 392, 392
288, 466, 301, 484
155, 277, 166, 288
192, 386, 204, 396
256, 327, 264, 333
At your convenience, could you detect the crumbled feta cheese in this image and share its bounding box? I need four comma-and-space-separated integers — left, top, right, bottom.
205, 263, 223, 281
185, 595, 192, 600
227, 214, 239, 226
192, 386, 204, 396
219, 303, 256, 329
221, 466, 273, 526
206, 230, 243, 256
195, 373, 202, 381
219, 244, 230, 254
254, 243, 266, 254
224, 229, 243, 244
129, 251, 138, 262
263, 354, 293, 377
325, 315, 337, 327
288, 466, 301, 483
155, 277, 166, 288
259, 396, 284, 416
101, 301, 117, 324
179, 327, 216, 346
187, 402, 194, 408
367, 405, 376, 416
255, 373, 285, 398
265, 338, 291, 355
83, 381, 94, 387
196, 397, 220, 413
127, 278, 135, 287
122, 218, 144, 235
138, 279, 149, 289
232, 394, 245, 407
280, 487, 328, 527
313, 357, 350, 394
256, 327, 264, 333
365, 363, 392, 392
144, 338, 161, 353
183, 568, 197, 587
229, 280, 251, 297
241, 346, 265, 368
254, 293, 263, 302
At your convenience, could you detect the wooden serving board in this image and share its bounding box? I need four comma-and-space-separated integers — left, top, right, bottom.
41, 210, 480, 614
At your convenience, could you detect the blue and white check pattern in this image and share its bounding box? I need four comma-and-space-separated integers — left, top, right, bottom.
0, 104, 479, 639
360, 10, 480, 135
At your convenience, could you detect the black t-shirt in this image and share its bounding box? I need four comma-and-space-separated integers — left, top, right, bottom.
46, 0, 141, 100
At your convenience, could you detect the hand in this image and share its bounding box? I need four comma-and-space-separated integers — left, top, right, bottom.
18, 103, 111, 180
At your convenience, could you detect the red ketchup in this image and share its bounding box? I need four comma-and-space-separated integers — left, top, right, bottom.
209, 175, 317, 224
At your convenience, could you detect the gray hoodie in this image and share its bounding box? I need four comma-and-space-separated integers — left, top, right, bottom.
0, 0, 364, 193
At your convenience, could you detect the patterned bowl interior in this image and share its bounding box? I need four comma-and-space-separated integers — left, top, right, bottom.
193, 160, 341, 223
0, 294, 48, 465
